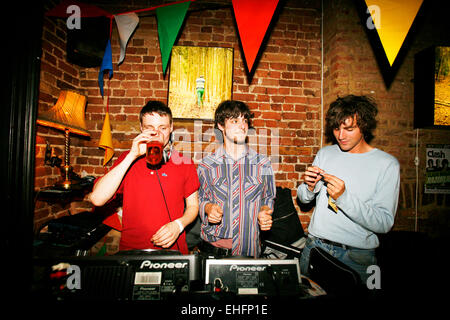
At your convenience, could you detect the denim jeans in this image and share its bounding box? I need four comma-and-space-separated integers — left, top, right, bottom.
300, 236, 377, 285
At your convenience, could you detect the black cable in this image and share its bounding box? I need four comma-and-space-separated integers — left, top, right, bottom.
155, 168, 180, 252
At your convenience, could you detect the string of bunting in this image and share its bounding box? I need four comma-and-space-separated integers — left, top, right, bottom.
46, 0, 280, 166
45, 0, 280, 94
46, 0, 425, 165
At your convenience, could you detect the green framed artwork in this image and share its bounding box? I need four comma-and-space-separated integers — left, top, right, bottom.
168, 46, 234, 120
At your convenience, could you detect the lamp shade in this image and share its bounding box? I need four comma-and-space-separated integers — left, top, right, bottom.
37, 90, 90, 137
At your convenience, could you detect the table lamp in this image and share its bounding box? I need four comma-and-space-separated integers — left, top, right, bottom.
37, 90, 90, 189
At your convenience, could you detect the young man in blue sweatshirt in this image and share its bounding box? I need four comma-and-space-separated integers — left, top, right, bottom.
297, 95, 400, 284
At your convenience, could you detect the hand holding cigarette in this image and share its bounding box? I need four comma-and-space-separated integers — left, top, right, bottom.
321, 173, 346, 200
304, 166, 325, 191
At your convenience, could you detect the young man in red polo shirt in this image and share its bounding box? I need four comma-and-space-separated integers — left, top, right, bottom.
90, 101, 199, 253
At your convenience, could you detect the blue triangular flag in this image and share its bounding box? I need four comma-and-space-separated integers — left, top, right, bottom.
98, 39, 113, 97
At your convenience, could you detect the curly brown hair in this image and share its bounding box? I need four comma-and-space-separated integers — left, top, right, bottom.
325, 95, 378, 143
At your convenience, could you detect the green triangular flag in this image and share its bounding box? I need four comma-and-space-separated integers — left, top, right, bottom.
156, 1, 190, 74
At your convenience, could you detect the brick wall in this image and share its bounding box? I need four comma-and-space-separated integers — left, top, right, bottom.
35, 0, 449, 247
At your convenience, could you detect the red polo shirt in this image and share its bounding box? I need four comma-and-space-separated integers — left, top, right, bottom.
105, 150, 199, 253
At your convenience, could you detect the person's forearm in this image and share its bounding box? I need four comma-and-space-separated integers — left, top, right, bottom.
178, 204, 199, 229
176, 191, 199, 229
297, 182, 321, 203
89, 153, 136, 206
197, 182, 212, 220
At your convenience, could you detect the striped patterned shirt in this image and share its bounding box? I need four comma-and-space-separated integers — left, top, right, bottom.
197, 146, 276, 257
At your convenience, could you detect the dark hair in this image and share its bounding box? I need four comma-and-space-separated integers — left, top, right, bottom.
139, 100, 172, 124
325, 95, 378, 143
214, 100, 254, 129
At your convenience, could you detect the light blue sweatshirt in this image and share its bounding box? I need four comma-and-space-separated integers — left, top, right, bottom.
297, 144, 400, 249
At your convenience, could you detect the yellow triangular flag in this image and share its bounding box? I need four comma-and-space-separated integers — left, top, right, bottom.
365, 0, 423, 66
99, 112, 114, 166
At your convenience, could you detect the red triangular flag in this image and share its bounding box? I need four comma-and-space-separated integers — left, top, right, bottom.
232, 0, 279, 73
103, 211, 122, 231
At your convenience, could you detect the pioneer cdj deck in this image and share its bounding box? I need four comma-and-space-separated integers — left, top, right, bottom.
205, 258, 302, 296
36, 250, 305, 301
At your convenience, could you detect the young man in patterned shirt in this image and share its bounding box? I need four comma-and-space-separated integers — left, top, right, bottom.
197, 100, 276, 257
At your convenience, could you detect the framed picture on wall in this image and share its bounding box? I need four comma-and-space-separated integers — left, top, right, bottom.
168, 46, 234, 120
414, 46, 450, 128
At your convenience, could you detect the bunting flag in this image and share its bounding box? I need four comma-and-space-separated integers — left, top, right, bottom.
232, 0, 279, 74
98, 39, 113, 97
356, 0, 424, 87
102, 208, 123, 231
156, 1, 191, 74
114, 13, 140, 65
102, 210, 122, 231
365, 0, 424, 67
99, 111, 114, 166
